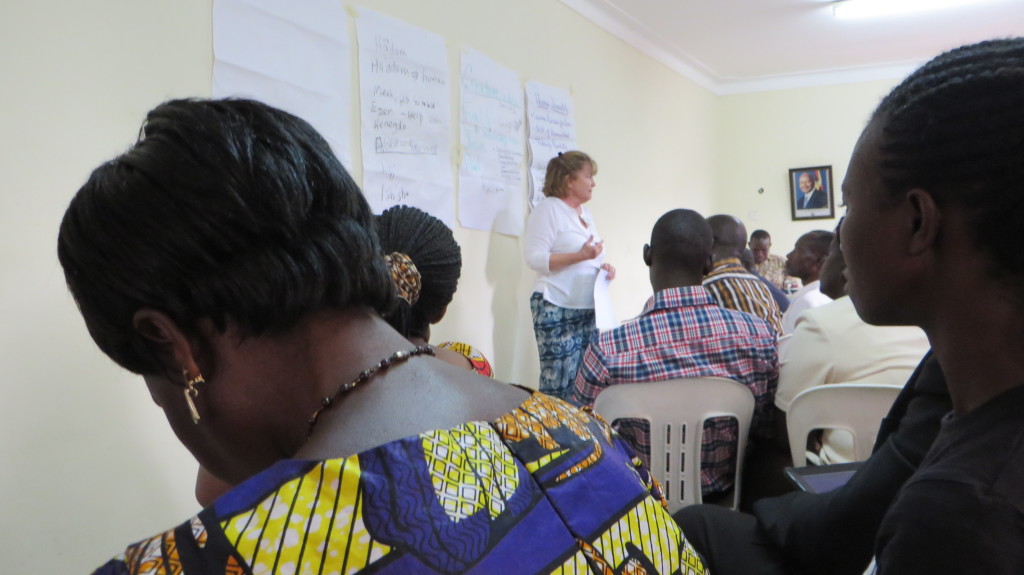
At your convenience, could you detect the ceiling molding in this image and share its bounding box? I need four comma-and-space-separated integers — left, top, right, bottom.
713, 61, 924, 95
558, 0, 719, 92
559, 0, 922, 95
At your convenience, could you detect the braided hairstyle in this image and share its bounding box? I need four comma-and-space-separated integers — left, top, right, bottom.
871, 37, 1024, 285
375, 206, 462, 340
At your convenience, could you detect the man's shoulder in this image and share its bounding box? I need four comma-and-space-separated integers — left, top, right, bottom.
713, 305, 777, 339
590, 316, 645, 353
705, 260, 759, 282
801, 296, 854, 321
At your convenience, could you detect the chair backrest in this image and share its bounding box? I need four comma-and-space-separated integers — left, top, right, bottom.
786, 383, 903, 466
592, 377, 755, 513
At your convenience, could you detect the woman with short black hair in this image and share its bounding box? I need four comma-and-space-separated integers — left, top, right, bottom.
62, 99, 699, 575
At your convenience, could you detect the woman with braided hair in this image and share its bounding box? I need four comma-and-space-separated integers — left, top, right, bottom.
677, 37, 1024, 575
375, 205, 493, 377
841, 37, 1024, 574
63, 99, 702, 575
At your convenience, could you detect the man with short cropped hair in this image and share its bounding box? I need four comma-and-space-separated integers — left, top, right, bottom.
573, 209, 779, 498
780, 230, 834, 334
704, 215, 784, 334
749, 229, 788, 290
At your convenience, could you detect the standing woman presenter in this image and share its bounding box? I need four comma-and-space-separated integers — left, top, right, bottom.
524, 151, 615, 401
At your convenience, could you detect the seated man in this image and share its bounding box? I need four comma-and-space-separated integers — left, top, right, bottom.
781, 230, 834, 334
704, 215, 784, 334
740, 247, 789, 313
574, 209, 778, 497
777, 225, 930, 464
749, 228, 790, 290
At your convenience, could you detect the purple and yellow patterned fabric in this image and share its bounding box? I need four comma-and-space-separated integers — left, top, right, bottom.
92, 393, 705, 575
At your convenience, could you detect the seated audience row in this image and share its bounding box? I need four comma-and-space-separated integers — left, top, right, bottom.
65, 36, 1024, 575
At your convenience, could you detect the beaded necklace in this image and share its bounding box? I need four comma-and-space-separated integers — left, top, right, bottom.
305, 345, 435, 439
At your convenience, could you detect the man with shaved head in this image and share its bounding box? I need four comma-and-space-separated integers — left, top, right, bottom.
573, 209, 779, 499
703, 215, 784, 334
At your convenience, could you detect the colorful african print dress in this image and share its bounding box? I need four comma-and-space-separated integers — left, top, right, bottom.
437, 341, 494, 378
92, 393, 706, 575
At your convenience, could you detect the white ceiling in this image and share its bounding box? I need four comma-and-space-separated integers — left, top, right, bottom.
560, 0, 1024, 94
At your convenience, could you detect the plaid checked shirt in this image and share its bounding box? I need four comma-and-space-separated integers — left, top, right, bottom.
703, 258, 784, 335
572, 286, 779, 495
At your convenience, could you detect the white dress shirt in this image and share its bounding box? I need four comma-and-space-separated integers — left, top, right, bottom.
781, 280, 832, 334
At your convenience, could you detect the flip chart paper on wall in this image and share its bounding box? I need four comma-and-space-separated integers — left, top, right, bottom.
526, 81, 578, 208
357, 9, 454, 226
212, 0, 352, 167
458, 47, 526, 236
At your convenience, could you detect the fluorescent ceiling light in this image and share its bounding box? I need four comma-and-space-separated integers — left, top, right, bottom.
833, 0, 983, 19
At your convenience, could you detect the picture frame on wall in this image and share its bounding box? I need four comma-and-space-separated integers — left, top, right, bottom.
789, 165, 835, 221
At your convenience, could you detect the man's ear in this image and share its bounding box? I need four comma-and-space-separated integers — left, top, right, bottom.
906, 188, 941, 256
703, 254, 713, 276
812, 254, 828, 275
132, 309, 200, 378
643, 243, 652, 267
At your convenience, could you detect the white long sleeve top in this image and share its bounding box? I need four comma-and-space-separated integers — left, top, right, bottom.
523, 197, 604, 309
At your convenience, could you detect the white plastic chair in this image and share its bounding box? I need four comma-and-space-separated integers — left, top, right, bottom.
786, 383, 903, 466
592, 377, 755, 513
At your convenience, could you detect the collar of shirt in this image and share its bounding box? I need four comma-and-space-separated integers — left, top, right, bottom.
640, 285, 718, 316
708, 257, 747, 275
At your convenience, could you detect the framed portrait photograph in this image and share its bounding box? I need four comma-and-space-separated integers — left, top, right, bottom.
789, 166, 835, 221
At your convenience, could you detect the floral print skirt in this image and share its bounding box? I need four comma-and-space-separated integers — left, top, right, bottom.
529, 292, 597, 401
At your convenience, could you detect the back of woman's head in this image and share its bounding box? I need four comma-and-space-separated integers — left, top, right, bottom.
542, 151, 597, 198
375, 206, 461, 339
58, 98, 395, 374
872, 37, 1024, 282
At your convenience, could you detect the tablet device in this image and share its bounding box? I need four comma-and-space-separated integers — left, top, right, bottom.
785, 462, 863, 494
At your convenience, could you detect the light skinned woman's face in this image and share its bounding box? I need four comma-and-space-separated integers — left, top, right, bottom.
565, 164, 596, 205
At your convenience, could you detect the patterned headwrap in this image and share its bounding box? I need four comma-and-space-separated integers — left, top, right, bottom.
384, 252, 422, 305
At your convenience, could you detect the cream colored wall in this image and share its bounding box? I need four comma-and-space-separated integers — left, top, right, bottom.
712, 80, 901, 255
2, 2, 214, 573
1, 0, 717, 571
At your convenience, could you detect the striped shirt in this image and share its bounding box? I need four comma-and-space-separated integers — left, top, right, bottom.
703, 258, 784, 335
573, 286, 779, 496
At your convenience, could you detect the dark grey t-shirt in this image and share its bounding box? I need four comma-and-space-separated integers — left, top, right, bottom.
875, 384, 1024, 574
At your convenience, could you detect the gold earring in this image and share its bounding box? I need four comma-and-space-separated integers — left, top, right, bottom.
182, 369, 204, 424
